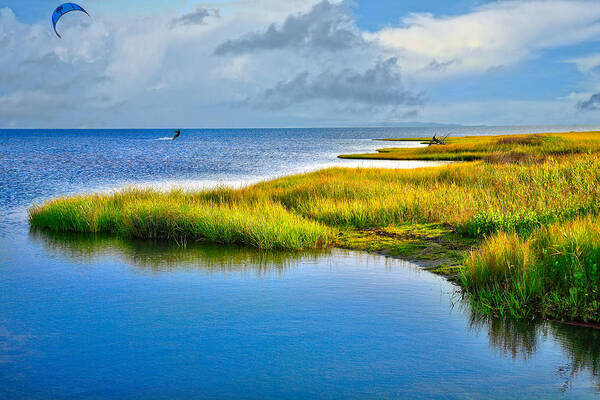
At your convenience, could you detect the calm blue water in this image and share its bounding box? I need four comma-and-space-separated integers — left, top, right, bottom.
1, 127, 600, 399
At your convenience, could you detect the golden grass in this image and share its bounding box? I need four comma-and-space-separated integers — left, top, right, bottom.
257, 153, 600, 236
30, 151, 600, 249
29, 191, 332, 250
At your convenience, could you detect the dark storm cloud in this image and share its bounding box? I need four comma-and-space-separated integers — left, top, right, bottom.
419, 59, 460, 73
247, 58, 423, 110
171, 7, 219, 27
577, 93, 600, 111
214, 0, 363, 55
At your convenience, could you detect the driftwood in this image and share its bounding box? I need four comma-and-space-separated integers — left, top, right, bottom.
429, 133, 450, 146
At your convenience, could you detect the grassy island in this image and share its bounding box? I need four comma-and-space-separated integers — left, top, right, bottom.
340, 131, 600, 162
30, 131, 600, 323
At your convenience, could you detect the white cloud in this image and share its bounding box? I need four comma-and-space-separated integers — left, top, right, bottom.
214, 55, 252, 81
2, 0, 600, 128
370, 1, 600, 78
567, 53, 600, 74
0, 1, 389, 127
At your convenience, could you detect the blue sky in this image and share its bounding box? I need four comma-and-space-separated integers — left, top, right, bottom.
4, 0, 491, 26
354, 0, 492, 30
2, 0, 600, 127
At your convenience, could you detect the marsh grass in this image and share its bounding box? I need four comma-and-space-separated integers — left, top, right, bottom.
461, 216, 600, 322
31, 152, 600, 246
260, 154, 600, 237
28, 131, 600, 322
29, 191, 332, 250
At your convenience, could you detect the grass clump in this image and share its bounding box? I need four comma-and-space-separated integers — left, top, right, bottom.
29, 190, 331, 251
461, 216, 600, 322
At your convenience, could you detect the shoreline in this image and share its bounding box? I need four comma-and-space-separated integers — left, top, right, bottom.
28, 131, 600, 324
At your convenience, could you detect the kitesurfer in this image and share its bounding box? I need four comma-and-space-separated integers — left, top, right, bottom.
51, 3, 89, 38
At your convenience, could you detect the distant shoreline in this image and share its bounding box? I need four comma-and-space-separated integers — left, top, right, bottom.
3, 124, 600, 131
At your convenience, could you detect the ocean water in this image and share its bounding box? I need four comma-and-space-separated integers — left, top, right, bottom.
1, 126, 600, 399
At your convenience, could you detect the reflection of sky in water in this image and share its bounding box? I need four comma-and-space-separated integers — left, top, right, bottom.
0, 229, 595, 398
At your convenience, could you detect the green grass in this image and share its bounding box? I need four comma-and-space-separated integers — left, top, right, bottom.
260, 154, 600, 237
31, 146, 600, 248
461, 216, 600, 322
29, 191, 332, 251
28, 130, 600, 323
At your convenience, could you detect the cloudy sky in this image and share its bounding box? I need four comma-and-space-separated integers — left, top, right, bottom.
2, 0, 600, 128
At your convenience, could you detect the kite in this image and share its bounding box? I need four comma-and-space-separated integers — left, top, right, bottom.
51, 3, 90, 38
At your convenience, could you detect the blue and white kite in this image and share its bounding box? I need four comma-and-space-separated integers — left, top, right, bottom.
51, 3, 90, 38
